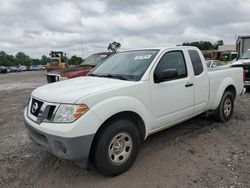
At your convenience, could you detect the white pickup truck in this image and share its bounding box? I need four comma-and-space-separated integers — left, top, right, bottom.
24, 46, 245, 176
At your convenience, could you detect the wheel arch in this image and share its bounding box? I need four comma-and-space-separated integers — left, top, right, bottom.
213, 84, 236, 109
211, 76, 237, 110
225, 85, 236, 99
89, 111, 146, 161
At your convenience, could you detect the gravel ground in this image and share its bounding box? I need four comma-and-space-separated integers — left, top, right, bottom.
0, 71, 249, 188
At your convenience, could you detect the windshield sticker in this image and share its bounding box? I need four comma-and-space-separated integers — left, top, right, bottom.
100, 55, 107, 57
134, 55, 152, 60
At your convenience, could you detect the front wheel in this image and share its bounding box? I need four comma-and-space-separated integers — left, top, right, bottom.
92, 118, 141, 176
214, 91, 234, 122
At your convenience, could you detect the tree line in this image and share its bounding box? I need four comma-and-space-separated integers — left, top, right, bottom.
182, 40, 224, 50
0, 51, 83, 67
0, 40, 223, 66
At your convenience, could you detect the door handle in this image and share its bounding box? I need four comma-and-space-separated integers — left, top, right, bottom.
185, 82, 193, 87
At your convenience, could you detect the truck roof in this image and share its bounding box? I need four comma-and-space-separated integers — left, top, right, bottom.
93, 47, 199, 56
122, 46, 199, 52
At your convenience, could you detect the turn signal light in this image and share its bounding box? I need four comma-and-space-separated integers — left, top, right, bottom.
73, 104, 89, 119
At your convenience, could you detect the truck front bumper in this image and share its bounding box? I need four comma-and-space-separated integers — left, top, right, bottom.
25, 119, 95, 167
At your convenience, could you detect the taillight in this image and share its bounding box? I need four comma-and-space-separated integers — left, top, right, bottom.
243, 68, 246, 82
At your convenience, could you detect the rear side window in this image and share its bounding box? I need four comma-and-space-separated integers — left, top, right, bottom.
188, 50, 203, 76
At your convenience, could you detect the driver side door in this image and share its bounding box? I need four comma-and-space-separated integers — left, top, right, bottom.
150, 50, 195, 130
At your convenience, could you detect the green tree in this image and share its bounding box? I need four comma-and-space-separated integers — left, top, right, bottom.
182, 41, 213, 50
0, 51, 15, 66
31, 59, 41, 65
40, 55, 49, 65
15, 52, 32, 66
68, 55, 82, 65
182, 40, 225, 50
7, 54, 15, 66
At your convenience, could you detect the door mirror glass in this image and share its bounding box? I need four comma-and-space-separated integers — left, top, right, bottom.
155, 69, 178, 83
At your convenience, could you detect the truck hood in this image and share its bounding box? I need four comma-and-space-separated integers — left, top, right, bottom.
49, 65, 93, 77
32, 76, 134, 104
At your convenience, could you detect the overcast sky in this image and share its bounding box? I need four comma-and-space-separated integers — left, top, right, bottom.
0, 0, 250, 58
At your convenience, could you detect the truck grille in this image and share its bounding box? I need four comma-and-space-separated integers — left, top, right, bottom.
30, 98, 43, 117
28, 98, 58, 124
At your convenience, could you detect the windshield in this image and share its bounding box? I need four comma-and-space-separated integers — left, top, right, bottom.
240, 50, 250, 60
82, 54, 107, 66
89, 50, 159, 81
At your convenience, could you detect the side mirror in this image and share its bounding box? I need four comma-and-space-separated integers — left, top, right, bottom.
211, 64, 217, 67
154, 69, 178, 83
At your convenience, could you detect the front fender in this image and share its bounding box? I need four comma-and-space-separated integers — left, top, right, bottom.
90, 96, 151, 138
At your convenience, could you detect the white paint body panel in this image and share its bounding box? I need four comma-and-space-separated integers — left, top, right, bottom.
26, 46, 244, 139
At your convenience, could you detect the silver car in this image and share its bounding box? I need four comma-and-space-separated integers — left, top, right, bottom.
206, 60, 224, 68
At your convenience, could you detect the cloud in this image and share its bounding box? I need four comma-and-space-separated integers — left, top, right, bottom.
0, 0, 250, 58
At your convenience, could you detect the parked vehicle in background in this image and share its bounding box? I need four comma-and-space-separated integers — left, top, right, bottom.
231, 49, 250, 88
19, 66, 28, 71
0, 66, 8, 73
206, 60, 224, 68
9, 66, 21, 72
30, 65, 46, 71
25, 46, 245, 176
27, 66, 33, 71
47, 52, 113, 83
46, 51, 68, 72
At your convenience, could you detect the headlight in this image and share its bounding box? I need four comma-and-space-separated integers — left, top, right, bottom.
53, 104, 89, 123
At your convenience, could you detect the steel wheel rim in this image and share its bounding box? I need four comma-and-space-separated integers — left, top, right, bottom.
224, 98, 232, 116
108, 132, 133, 165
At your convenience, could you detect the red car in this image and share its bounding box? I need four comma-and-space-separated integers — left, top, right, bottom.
47, 52, 113, 83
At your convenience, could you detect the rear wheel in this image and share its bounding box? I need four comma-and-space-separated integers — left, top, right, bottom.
93, 118, 141, 176
214, 91, 234, 122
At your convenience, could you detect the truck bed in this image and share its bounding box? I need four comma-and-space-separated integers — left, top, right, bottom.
207, 66, 244, 110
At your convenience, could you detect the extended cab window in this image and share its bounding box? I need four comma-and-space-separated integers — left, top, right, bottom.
154, 51, 187, 82
188, 50, 203, 76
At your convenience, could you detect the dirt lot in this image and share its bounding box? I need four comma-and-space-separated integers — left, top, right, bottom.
0, 71, 249, 188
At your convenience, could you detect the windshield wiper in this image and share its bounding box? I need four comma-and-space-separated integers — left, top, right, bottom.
100, 74, 128, 80
89, 73, 128, 80
88, 73, 98, 76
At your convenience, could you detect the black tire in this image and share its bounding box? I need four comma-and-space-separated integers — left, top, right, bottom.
93, 118, 141, 176
213, 91, 234, 122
